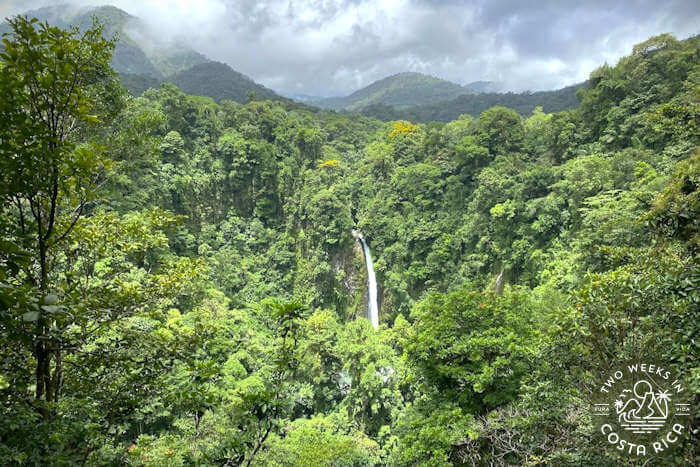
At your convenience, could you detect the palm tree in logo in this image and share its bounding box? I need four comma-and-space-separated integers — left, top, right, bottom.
614, 399, 624, 411
653, 389, 670, 419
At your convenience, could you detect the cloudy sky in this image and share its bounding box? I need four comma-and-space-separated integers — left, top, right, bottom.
1, 0, 698, 96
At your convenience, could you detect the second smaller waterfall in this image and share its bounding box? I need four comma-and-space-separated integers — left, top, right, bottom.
353, 230, 379, 329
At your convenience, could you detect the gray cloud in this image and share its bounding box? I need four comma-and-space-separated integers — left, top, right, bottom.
1, 0, 698, 96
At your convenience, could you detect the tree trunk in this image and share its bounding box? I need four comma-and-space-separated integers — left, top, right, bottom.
34, 215, 53, 418
34, 337, 50, 419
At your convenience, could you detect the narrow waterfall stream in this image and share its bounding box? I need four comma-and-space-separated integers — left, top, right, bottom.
353, 230, 379, 329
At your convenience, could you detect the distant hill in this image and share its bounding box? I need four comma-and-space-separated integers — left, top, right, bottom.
316, 72, 486, 110
356, 82, 586, 122
169, 61, 280, 103
2, 4, 283, 103
148, 50, 209, 78
119, 73, 163, 97
2, 5, 167, 79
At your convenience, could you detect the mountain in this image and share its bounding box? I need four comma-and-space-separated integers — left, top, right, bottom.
118, 73, 163, 97
313, 71, 576, 118
316, 72, 479, 110
169, 61, 280, 103
357, 82, 586, 122
2, 5, 165, 79
2, 4, 283, 103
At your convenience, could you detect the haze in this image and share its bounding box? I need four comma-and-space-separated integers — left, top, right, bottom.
1, 0, 698, 97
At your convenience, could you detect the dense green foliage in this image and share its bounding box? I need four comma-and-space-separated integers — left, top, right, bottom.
1, 14, 698, 467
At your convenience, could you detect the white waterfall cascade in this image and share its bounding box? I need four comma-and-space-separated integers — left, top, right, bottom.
352, 229, 379, 329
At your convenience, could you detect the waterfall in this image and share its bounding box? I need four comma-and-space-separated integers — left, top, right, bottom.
352, 229, 379, 329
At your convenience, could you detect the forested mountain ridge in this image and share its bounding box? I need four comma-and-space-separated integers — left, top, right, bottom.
357, 81, 586, 121
313, 70, 583, 121
0, 5, 194, 79
1, 4, 580, 112
314, 72, 491, 110
0, 4, 282, 103
169, 61, 281, 103
0, 13, 698, 467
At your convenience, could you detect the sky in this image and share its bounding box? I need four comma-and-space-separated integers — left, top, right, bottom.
1, 0, 698, 97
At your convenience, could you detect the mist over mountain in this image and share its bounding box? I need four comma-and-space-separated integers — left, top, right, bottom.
0, 3, 570, 113
1, 4, 282, 103
2, 0, 698, 96
1, 2, 692, 119
2, 5, 185, 79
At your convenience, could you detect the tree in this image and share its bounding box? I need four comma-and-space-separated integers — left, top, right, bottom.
395, 288, 545, 463
0, 15, 124, 412
227, 299, 311, 466
259, 415, 379, 466
474, 106, 524, 156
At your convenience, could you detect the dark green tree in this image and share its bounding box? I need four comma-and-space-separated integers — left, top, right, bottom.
0, 15, 123, 409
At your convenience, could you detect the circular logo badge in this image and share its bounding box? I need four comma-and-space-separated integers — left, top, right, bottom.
591, 363, 691, 457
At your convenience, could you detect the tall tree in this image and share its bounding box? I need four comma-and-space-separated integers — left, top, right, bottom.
0, 16, 122, 409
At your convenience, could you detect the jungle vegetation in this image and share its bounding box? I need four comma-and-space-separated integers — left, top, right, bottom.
0, 15, 698, 466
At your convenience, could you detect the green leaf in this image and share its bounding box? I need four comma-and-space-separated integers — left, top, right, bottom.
43, 294, 59, 305
22, 311, 39, 322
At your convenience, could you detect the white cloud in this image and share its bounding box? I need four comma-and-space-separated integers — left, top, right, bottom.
3, 0, 699, 96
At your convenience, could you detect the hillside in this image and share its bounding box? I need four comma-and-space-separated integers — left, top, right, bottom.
1, 5, 164, 79
358, 82, 586, 121
118, 73, 163, 96
2, 4, 283, 103
311, 70, 578, 119
169, 61, 281, 103
316, 72, 477, 110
